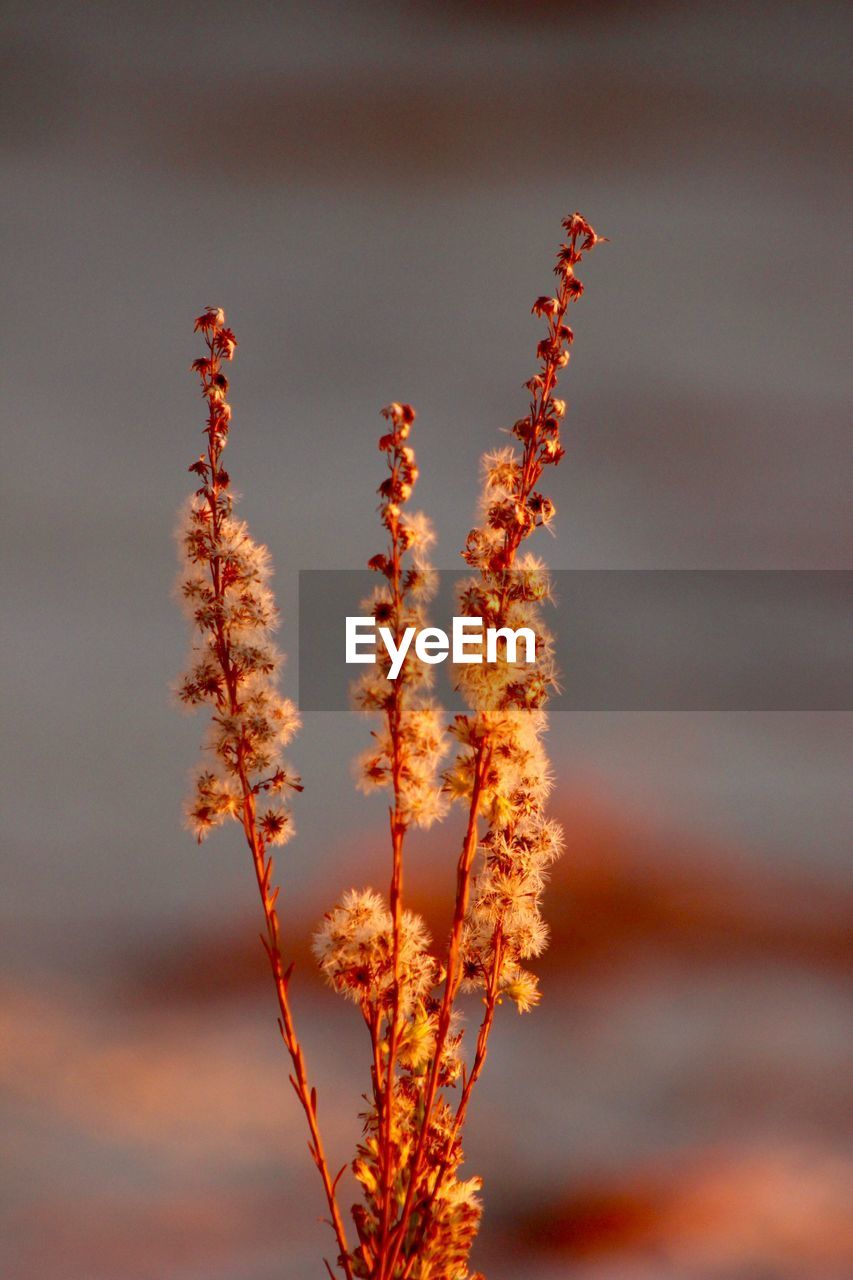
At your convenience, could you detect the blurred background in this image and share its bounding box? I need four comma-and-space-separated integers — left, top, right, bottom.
2, 2, 851, 1276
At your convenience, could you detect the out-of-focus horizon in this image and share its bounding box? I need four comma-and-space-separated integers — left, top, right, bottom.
2, 1, 851, 1276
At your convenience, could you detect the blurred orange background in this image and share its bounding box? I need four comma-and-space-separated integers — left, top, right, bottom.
2, 2, 851, 1276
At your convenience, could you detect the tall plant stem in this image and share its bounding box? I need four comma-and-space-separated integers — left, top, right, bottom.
199, 330, 353, 1279
376, 440, 409, 1273
382, 742, 490, 1276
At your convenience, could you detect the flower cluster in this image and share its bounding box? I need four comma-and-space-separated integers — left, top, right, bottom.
462, 212, 605, 577
176, 307, 301, 843
352, 402, 448, 830
312, 876, 476, 1276
449, 559, 560, 1014
312, 888, 436, 1020
349, 1088, 482, 1280
450, 214, 604, 1014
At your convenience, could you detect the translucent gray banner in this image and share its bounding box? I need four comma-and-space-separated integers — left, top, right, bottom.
297, 571, 851, 711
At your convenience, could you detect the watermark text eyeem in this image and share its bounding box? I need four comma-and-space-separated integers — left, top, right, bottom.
346, 616, 536, 679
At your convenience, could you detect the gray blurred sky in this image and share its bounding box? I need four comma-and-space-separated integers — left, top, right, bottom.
2, 0, 851, 954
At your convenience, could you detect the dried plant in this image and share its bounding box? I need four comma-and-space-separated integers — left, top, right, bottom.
174, 213, 604, 1277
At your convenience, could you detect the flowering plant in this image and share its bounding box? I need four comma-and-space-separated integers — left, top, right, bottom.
174, 213, 604, 1277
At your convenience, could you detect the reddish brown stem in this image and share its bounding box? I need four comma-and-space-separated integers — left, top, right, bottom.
195, 328, 353, 1279
376, 427, 411, 1274
382, 742, 490, 1276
